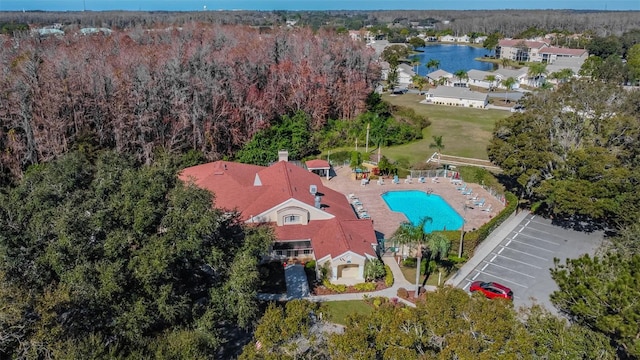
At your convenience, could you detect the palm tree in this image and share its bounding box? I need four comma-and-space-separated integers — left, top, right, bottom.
393, 217, 432, 297
501, 77, 516, 102
412, 75, 427, 93
501, 57, 511, 69
421, 233, 452, 287
429, 135, 444, 164
411, 57, 421, 74
549, 68, 574, 85
426, 58, 440, 73
527, 63, 548, 87
484, 74, 497, 91
453, 70, 468, 87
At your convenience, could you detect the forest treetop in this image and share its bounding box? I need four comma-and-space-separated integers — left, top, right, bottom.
1, 9, 639, 38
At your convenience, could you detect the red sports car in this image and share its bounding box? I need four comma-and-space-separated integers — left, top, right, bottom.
469, 281, 513, 300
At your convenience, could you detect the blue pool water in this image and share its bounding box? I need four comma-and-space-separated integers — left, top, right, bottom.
381, 190, 463, 233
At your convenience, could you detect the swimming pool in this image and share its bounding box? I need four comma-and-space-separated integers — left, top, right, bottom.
381, 190, 463, 233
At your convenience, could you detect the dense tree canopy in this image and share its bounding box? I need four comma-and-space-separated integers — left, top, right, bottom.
241, 288, 615, 359
0, 150, 274, 358
551, 221, 640, 359
0, 24, 378, 181
488, 79, 640, 228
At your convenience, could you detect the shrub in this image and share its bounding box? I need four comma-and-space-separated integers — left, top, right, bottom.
384, 265, 394, 287
373, 298, 382, 308
397, 287, 409, 299
354, 282, 377, 292
322, 279, 347, 293
305, 260, 316, 270
363, 259, 386, 281
402, 258, 416, 267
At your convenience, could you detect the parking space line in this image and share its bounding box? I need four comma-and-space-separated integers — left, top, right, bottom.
490, 254, 497, 262
520, 226, 566, 241
498, 247, 504, 254
509, 238, 555, 252
472, 273, 479, 280
498, 245, 547, 260
506, 239, 512, 246
468, 271, 528, 288
514, 232, 562, 246
481, 261, 535, 278
463, 281, 471, 290
512, 233, 518, 239
491, 252, 542, 269
524, 220, 531, 227
481, 263, 489, 271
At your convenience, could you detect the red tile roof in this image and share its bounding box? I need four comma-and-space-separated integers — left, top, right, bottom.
305, 159, 330, 169
179, 160, 377, 259
498, 39, 549, 49
539, 47, 587, 56
275, 218, 376, 259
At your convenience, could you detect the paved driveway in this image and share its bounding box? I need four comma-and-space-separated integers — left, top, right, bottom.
459, 213, 603, 312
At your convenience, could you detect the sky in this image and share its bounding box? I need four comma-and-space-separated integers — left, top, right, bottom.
1, 0, 638, 12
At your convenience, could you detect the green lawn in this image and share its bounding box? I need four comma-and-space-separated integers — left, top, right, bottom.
381, 93, 511, 163
320, 300, 374, 325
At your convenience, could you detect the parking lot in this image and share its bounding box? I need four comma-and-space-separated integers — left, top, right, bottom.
459, 213, 603, 312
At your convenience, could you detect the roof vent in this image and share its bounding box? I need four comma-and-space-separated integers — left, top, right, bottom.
314, 196, 321, 209
309, 184, 317, 195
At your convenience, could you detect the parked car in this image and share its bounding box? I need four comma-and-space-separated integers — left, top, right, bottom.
391, 88, 408, 94
469, 281, 513, 300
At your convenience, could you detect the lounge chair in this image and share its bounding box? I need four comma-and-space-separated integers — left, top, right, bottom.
456, 183, 466, 191
405, 175, 413, 184
419, 177, 426, 183
451, 178, 462, 185
468, 194, 479, 201
352, 199, 362, 206
461, 188, 472, 196
348, 193, 356, 199
482, 204, 493, 212
355, 205, 365, 212
377, 178, 385, 185
360, 212, 371, 219
474, 198, 486, 207
431, 177, 440, 183
392, 175, 400, 184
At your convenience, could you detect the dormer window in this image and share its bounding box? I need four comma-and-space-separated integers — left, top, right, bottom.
283, 214, 301, 225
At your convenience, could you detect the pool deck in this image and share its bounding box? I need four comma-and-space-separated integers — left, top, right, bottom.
321, 166, 505, 241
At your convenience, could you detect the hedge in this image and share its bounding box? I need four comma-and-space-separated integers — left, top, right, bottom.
322, 279, 347, 293
384, 265, 394, 287
436, 192, 518, 258
354, 282, 377, 292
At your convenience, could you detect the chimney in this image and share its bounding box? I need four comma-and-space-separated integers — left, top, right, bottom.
314, 196, 321, 209
278, 150, 289, 162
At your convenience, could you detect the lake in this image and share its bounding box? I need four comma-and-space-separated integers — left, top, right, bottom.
412, 44, 496, 75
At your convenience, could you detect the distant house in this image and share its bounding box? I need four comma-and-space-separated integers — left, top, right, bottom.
379, 61, 391, 80
496, 39, 549, 62
439, 35, 456, 42
425, 86, 488, 108
427, 69, 454, 86
179, 152, 378, 282
539, 47, 588, 64
396, 63, 416, 86
494, 67, 529, 89
466, 69, 496, 89
496, 39, 588, 64
473, 36, 488, 44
